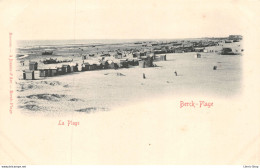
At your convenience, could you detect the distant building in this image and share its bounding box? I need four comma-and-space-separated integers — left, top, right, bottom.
225, 40, 233, 43
228, 35, 243, 41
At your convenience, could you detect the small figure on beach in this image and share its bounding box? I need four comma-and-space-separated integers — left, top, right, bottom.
213, 66, 217, 70
143, 73, 146, 79
174, 71, 178, 76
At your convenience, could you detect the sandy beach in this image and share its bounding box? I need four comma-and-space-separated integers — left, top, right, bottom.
15, 39, 242, 116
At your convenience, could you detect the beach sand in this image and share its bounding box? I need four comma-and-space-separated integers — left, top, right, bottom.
16, 51, 242, 116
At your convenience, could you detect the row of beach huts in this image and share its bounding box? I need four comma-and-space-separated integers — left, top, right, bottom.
22, 54, 167, 80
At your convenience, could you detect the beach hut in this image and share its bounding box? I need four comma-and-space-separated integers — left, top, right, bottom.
23, 70, 35, 80
140, 52, 147, 57
34, 70, 40, 79
139, 60, 145, 68
127, 58, 139, 67
81, 64, 86, 71
83, 60, 100, 71
73, 65, 79, 72
39, 69, 48, 77
69, 63, 78, 72
195, 53, 201, 58
56, 67, 63, 75
133, 52, 140, 58
29, 62, 38, 70
133, 58, 139, 66
82, 63, 97, 71
47, 68, 57, 76
62, 65, 71, 73
108, 61, 115, 69
147, 56, 154, 67
84, 63, 91, 71
160, 55, 166, 61
149, 53, 155, 60
51, 69, 58, 76
127, 58, 134, 66
119, 59, 128, 68
45, 69, 53, 77
221, 48, 234, 55
139, 56, 153, 68
101, 60, 109, 69
91, 64, 98, 70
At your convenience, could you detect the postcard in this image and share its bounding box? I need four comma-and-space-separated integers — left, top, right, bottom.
0, 0, 259, 166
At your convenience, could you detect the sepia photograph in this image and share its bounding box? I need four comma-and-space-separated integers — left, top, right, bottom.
0, 0, 259, 166
15, 36, 243, 115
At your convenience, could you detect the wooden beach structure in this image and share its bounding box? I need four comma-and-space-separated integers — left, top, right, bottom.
195, 53, 201, 58
138, 56, 154, 68
29, 62, 38, 70
23, 70, 35, 80
62, 65, 71, 74
39, 69, 49, 77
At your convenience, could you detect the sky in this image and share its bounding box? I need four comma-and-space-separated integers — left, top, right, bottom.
0, 0, 255, 40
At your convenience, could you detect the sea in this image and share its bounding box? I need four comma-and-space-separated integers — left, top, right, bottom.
16, 39, 152, 48
16, 38, 196, 49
